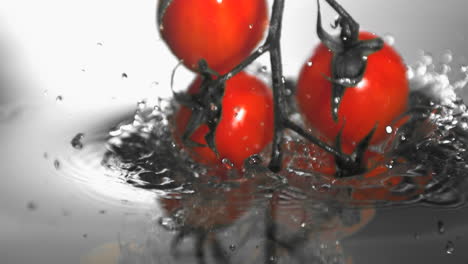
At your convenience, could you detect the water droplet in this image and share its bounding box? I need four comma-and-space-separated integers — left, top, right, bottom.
416, 64, 427, 76
56, 95, 63, 102
414, 232, 421, 240
158, 217, 177, 231
284, 88, 292, 96
97, 42, 103, 46
460, 64, 468, 73
121, 73, 128, 79
229, 244, 236, 251
406, 66, 415, 79
248, 24, 253, 29
99, 210, 106, 214
257, 46, 264, 53
210, 103, 218, 111
216, 0, 222, 3
385, 126, 393, 134
260, 65, 268, 72
27, 201, 37, 211
43, 89, 48, 96
440, 64, 451, 74
421, 52, 433, 66
137, 100, 147, 111
151, 81, 159, 89
71, 133, 85, 150
300, 222, 306, 228
83, 234, 88, 238
307, 61, 313, 67
247, 155, 262, 166
281, 76, 286, 84
383, 33, 395, 46
54, 159, 61, 170
441, 50, 453, 64
438, 220, 445, 234
43, 152, 48, 159
445, 240, 455, 254
222, 158, 235, 169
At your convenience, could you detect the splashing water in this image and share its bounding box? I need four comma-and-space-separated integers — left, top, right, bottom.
102, 51, 468, 209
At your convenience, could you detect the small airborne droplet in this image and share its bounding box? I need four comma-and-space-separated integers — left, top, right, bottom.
121, 73, 128, 79
56, 95, 63, 102
27, 201, 37, 211
460, 65, 468, 74
421, 52, 433, 66
54, 159, 61, 170
307, 61, 313, 67
438, 220, 445, 234
445, 241, 455, 254
151, 81, 159, 89
159, 217, 177, 231
71, 133, 85, 150
229, 244, 237, 251
441, 50, 453, 64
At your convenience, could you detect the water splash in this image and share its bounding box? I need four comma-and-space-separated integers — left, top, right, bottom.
101, 51, 468, 209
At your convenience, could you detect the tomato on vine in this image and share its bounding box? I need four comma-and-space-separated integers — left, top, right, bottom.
175, 71, 274, 169
296, 31, 409, 147
158, 0, 268, 73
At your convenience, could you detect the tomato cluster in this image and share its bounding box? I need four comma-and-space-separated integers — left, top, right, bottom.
158, 0, 411, 180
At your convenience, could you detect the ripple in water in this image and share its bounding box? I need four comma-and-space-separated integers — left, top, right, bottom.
100, 51, 468, 209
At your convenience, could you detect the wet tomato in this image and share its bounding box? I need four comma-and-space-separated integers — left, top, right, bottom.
296, 31, 409, 146
175, 71, 274, 169
159, 0, 268, 73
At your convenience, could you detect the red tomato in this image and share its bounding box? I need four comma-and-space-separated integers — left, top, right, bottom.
175, 71, 274, 169
296, 31, 409, 146
159, 0, 268, 73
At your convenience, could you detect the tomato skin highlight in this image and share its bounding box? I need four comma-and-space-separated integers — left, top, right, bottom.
175, 72, 274, 169
159, 0, 268, 73
297, 32, 409, 146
